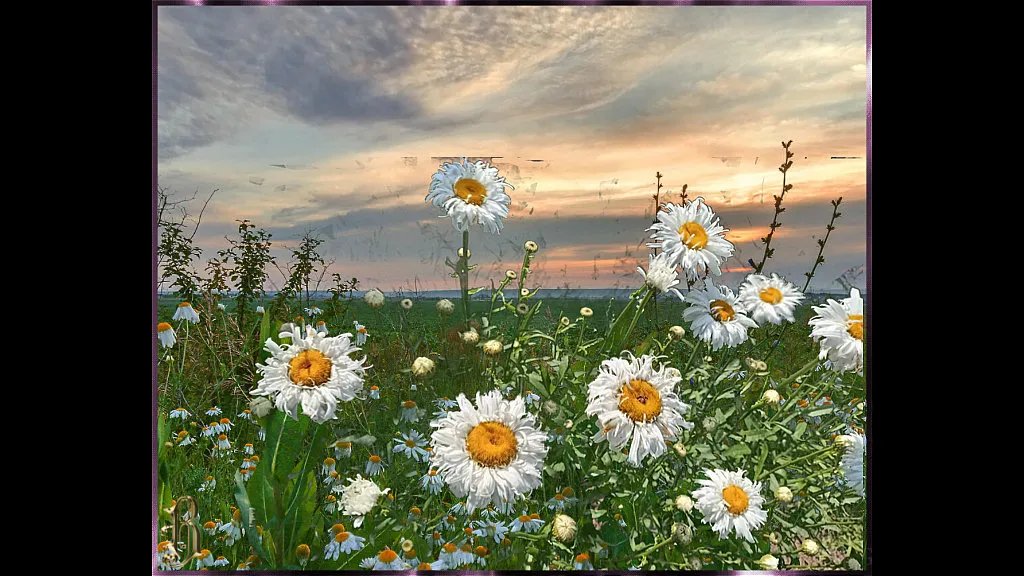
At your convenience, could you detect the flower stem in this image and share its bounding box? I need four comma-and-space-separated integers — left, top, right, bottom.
460, 230, 471, 330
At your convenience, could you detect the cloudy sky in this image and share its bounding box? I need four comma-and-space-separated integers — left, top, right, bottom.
156, 4, 868, 295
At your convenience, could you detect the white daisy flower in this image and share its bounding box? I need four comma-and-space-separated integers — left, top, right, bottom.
172, 302, 200, 324
215, 434, 231, 451
438, 543, 461, 567
352, 321, 368, 345
426, 157, 513, 234
368, 385, 380, 400
840, 432, 866, 497
324, 530, 366, 560
586, 353, 693, 467
738, 273, 805, 325
194, 549, 215, 569
393, 430, 429, 462
314, 320, 327, 335
682, 279, 759, 351
412, 559, 447, 571
400, 400, 419, 422
808, 288, 865, 373
523, 390, 540, 406
637, 252, 684, 299
371, 548, 405, 570
364, 289, 385, 309
334, 440, 353, 459
199, 425, 214, 439
646, 198, 735, 281
421, 469, 444, 495
169, 407, 190, 420
691, 468, 767, 542
251, 325, 369, 424
448, 501, 468, 516
472, 519, 509, 544
429, 390, 549, 513
256, 305, 265, 314
207, 420, 223, 435
218, 417, 232, 433
324, 494, 339, 514
205, 406, 222, 417
216, 303, 226, 311
157, 322, 177, 348
241, 457, 254, 470
155, 541, 182, 571
359, 557, 377, 569
175, 431, 195, 446
365, 455, 385, 476
510, 512, 544, 533
213, 556, 229, 567
321, 457, 337, 477
218, 509, 244, 545
305, 306, 323, 317
237, 409, 252, 421
574, 553, 594, 570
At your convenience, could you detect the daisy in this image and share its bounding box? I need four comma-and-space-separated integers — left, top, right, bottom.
218, 417, 232, 432
213, 556, 229, 567
198, 476, 216, 492
426, 157, 513, 234
586, 353, 693, 467
682, 279, 759, 351
440, 514, 459, 531
364, 289, 385, 309
808, 288, 865, 373
637, 252, 685, 299
429, 390, 549, 513
217, 303, 226, 311
365, 455, 385, 476
692, 468, 767, 542
840, 432, 866, 497
472, 519, 509, 544
369, 385, 380, 400
157, 322, 177, 348
251, 325, 369, 424
237, 409, 252, 421
546, 493, 568, 511
646, 198, 735, 281
305, 306, 323, 317
218, 509, 243, 545
215, 434, 231, 451
205, 407, 222, 417
199, 425, 214, 439
359, 557, 377, 569
241, 457, 254, 470
209, 420, 224, 434
176, 431, 195, 446
172, 302, 200, 324
169, 407, 190, 420
438, 543, 461, 567
371, 548, 406, 570
393, 430, 429, 462
400, 400, 419, 423
155, 541, 182, 571
574, 553, 594, 570
324, 530, 366, 560
314, 320, 327, 335
256, 306, 265, 314
510, 512, 544, 533
472, 545, 490, 567
738, 273, 805, 325
523, 390, 540, 406
334, 440, 353, 459
352, 321, 368, 345
321, 457, 337, 477
324, 494, 339, 514
413, 560, 447, 570
400, 298, 413, 310
194, 549, 214, 569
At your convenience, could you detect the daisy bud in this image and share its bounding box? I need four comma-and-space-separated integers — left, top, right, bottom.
462, 329, 479, 345
755, 360, 768, 371
483, 340, 503, 356
520, 288, 530, 297
295, 544, 310, 566
250, 396, 274, 418
774, 486, 793, 503
673, 442, 687, 457
674, 495, 693, 512
757, 554, 779, 570
551, 514, 577, 543
763, 389, 781, 405
436, 299, 455, 315
401, 298, 413, 310
401, 539, 414, 553
542, 400, 559, 415
834, 435, 855, 451
701, 417, 717, 432
744, 357, 758, 370
580, 307, 593, 318
672, 522, 692, 545
524, 240, 538, 252
364, 289, 385, 309
516, 303, 530, 315
560, 317, 570, 327
458, 248, 471, 258
506, 270, 517, 279
801, 539, 819, 555
668, 325, 685, 340
411, 357, 435, 377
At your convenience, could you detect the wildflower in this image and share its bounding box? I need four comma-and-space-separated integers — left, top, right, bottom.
365, 454, 385, 476
758, 553, 779, 570
295, 544, 311, 566
324, 494, 339, 514
401, 298, 413, 310
524, 240, 538, 252
205, 406, 222, 417
198, 476, 216, 492
436, 299, 455, 315
462, 329, 480, 345
252, 325, 369, 424
675, 494, 693, 512
216, 434, 230, 451
510, 512, 544, 533
324, 529, 366, 560
169, 407, 190, 420
505, 270, 517, 280
176, 431, 195, 446
429, 390, 549, 512
808, 287, 865, 373
775, 486, 793, 503
412, 357, 435, 377
426, 158, 513, 234
155, 541, 182, 570
692, 468, 767, 542
218, 509, 243, 545
400, 400, 418, 422
218, 417, 232, 432
334, 440, 353, 459
305, 306, 322, 317
683, 279, 759, 351
172, 302, 200, 324
668, 325, 686, 340
763, 389, 781, 404
574, 552, 594, 570
372, 548, 406, 570
256, 305, 265, 314
157, 322, 177, 348
482, 340, 503, 355
801, 539, 819, 555
364, 289, 386, 309
840, 432, 866, 497
552, 514, 577, 543
421, 469, 444, 494
523, 389, 540, 406
739, 273, 805, 325
393, 430, 429, 462
521, 288, 531, 297
369, 385, 379, 400
646, 197, 735, 281
213, 556, 229, 567
216, 303, 226, 311
637, 252, 685, 298
586, 353, 693, 466
614, 513, 627, 528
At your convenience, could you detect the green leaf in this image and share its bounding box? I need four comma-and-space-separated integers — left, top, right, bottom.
722, 443, 751, 459
235, 470, 271, 562
261, 411, 311, 486
347, 434, 377, 446
157, 412, 167, 461
808, 407, 834, 418
793, 421, 807, 440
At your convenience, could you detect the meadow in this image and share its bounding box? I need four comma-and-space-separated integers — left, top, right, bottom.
155, 149, 866, 572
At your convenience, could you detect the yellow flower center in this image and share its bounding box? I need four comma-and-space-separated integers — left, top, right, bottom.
529, 513, 540, 520
358, 327, 367, 333
295, 544, 310, 558
518, 515, 530, 522
324, 458, 336, 466
158, 322, 172, 332
847, 314, 864, 340
618, 379, 663, 422
709, 299, 736, 322
465, 421, 519, 467
406, 550, 418, 559
454, 178, 488, 206
554, 494, 564, 501
475, 545, 488, 557
178, 302, 191, 308
443, 543, 457, 553
678, 221, 709, 250
369, 455, 381, 463
428, 469, 438, 476
378, 549, 398, 563
331, 523, 346, 534
335, 531, 350, 542
405, 439, 417, 448
561, 487, 575, 498
418, 562, 432, 570
722, 484, 749, 515
759, 287, 783, 305
203, 521, 216, 529
410, 507, 422, 516
288, 349, 332, 387
576, 553, 590, 563
233, 509, 242, 522
177, 431, 189, 441
403, 400, 416, 408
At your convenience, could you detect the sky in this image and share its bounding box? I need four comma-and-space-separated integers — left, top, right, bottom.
156, 4, 868, 295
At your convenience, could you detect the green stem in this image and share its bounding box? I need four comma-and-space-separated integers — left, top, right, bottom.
763, 446, 836, 476
460, 231, 471, 330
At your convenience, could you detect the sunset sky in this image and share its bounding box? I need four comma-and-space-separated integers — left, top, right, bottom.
156, 4, 869, 295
